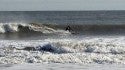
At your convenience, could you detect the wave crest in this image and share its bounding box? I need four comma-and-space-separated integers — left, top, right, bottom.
0, 23, 71, 34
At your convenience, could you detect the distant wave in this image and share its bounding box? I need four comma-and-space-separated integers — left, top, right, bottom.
0, 23, 70, 34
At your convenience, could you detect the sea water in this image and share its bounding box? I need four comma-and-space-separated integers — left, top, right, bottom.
0, 11, 125, 70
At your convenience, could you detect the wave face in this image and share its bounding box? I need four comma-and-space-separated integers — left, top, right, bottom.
1, 23, 125, 35
0, 37, 125, 64
0, 23, 70, 34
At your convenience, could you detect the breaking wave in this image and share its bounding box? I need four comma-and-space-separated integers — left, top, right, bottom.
0, 37, 125, 64
0, 23, 70, 34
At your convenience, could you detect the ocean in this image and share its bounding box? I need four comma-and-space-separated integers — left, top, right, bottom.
0, 11, 125, 70
1, 11, 125, 39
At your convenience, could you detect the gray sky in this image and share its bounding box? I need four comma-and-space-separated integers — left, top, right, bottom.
0, 0, 125, 11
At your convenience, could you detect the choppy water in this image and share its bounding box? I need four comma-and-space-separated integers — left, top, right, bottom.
0, 36, 125, 64
0, 11, 125, 65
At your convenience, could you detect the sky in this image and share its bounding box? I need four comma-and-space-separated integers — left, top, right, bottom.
0, 0, 125, 11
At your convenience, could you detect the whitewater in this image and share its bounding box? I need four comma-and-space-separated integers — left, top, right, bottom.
0, 36, 125, 64
1, 36, 125, 70
0, 23, 70, 34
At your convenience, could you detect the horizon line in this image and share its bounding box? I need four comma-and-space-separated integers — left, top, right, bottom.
0, 10, 125, 11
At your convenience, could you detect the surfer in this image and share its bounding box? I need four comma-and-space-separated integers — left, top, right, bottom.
65, 26, 71, 32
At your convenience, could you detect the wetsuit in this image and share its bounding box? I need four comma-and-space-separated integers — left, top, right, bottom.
66, 26, 71, 32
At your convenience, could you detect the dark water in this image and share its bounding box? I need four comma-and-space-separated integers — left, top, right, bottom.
1, 11, 125, 25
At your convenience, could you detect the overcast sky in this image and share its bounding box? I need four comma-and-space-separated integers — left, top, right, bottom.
0, 0, 125, 11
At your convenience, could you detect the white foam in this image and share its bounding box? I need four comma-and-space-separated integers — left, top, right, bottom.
0, 36, 125, 64
0, 23, 27, 33
0, 24, 5, 33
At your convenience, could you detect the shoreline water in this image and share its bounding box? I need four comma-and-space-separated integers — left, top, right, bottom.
1, 63, 125, 70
